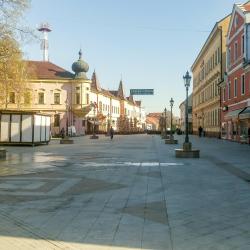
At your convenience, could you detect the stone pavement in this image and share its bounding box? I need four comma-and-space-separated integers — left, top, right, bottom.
0, 134, 249, 250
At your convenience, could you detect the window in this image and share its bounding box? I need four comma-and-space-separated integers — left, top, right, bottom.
234, 42, 238, 61
242, 35, 245, 54
54, 114, 60, 127
24, 92, 31, 104
86, 93, 89, 104
228, 81, 231, 99
234, 78, 237, 97
227, 48, 231, 67
38, 92, 44, 104
241, 74, 245, 95
54, 93, 60, 104
9, 92, 15, 103
76, 93, 80, 104
99, 101, 102, 111
223, 87, 226, 102
234, 15, 239, 28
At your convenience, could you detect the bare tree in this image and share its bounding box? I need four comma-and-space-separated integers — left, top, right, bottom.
0, 0, 36, 42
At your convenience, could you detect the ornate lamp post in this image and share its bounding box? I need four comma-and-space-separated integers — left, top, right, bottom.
183, 71, 191, 146
106, 113, 111, 136
160, 113, 164, 137
170, 98, 174, 139
175, 71, 199, 158
60, 99, 74, 144
161, 108, 168, 139
164, 107, 167, 137
90, 102, 99, 139
165, 98, 178, 144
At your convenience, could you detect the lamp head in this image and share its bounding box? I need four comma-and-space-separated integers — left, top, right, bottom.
183, 71, 191, 88
170, 97, 174, 107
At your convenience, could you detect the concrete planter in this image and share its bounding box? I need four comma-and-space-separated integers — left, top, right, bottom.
165, 139, 178, 144
60, 138, 74, 144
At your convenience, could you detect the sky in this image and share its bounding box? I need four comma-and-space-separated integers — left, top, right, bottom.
21, 0, 240, 116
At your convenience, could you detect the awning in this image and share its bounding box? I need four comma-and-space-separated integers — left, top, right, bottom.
239, 107, 250, 119
224, 108, 244, 120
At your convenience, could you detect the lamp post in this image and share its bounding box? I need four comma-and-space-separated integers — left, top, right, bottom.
175, 71, 199, 157
90, 102, 99, 139
164, 108, 167, 137
60, 99, 74, 144
106, 113, 111, 136
160, 113, 164, 137
183, 71, 191, 146
165, 98, 178, 144
170, 98, 174, 139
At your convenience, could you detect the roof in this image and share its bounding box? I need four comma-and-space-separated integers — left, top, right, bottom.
27, 61, 74, 80
109, 90, 118, 96
147, 113, 163, 118
146, 116, 160, 125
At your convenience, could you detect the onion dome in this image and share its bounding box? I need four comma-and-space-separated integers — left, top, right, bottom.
72, 49, 89, 79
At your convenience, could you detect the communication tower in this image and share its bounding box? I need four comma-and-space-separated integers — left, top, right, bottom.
37, 23, 51, 61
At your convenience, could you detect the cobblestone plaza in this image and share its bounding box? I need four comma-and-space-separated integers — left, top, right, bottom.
0, 135, 249, 249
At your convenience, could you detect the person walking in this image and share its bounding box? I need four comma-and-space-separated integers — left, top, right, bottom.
198, 126, 203, 137
60, 127, 65, 139
110, 126, 114, 140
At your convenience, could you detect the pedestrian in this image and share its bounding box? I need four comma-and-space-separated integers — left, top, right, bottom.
60, 127, 65, 139
248, 127, 250, 145
110, 126, 114, 140
198, 126, 203, 137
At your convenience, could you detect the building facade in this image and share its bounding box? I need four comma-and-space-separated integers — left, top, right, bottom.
192, 15, 230, 138
0, 50, 146, 136
221, 3, 250, 142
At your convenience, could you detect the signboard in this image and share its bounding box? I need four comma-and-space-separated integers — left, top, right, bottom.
130, 89, 154, 95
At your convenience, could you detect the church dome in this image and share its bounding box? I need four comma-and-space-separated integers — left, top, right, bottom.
72, 50, 89, 79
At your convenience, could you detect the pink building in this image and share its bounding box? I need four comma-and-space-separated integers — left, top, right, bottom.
221, 3, 250, 142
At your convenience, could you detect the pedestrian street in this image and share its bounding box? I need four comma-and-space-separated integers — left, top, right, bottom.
0, 134, 249, 250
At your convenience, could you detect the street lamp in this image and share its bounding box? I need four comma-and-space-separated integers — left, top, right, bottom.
161, 108, 168, 139
164, 107, 167, 136
60, 99, 74, 144
160, 113, 164, 137
183, 71, 191, 146
90, 102, 99, 139
106, 113, 111, 136
165, 98, 178, 144
175, 70, 199, 157
170, 97, 174, 139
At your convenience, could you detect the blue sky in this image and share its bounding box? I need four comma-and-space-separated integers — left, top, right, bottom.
22, 0, 239, 115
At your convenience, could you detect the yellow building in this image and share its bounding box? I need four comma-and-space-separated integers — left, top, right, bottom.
191, 15, 230, 137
